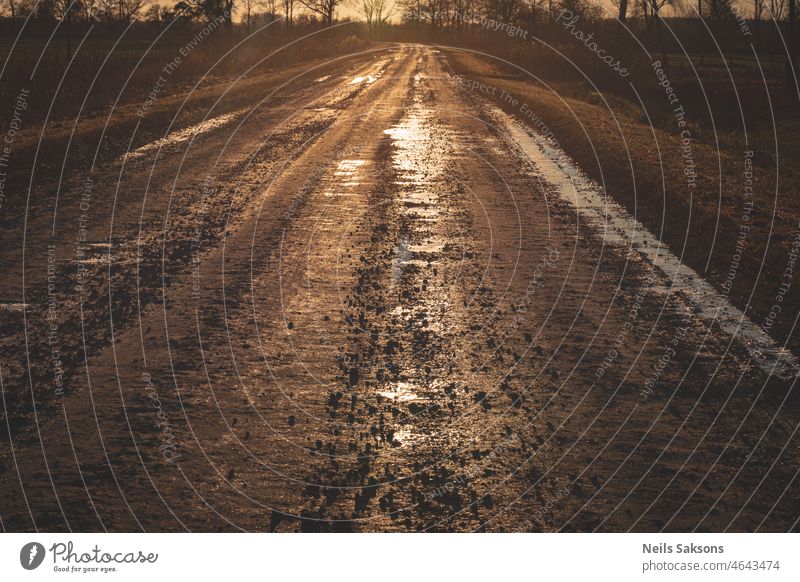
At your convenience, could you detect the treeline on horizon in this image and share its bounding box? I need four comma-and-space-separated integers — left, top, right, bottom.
0, 0, 797, 28
1, 0, 797, 67
0, 0, 797, 128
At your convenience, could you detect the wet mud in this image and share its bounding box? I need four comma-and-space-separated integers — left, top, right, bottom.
1, 46, 798, 533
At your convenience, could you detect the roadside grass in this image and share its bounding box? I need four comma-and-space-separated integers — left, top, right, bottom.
0, 24, 367, 124
445, 48, 800, 355
0, 28, 372, 220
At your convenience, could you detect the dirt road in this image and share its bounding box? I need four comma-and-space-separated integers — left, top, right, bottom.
1, 45, 798, 532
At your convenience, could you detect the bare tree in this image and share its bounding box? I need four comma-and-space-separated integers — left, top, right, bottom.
361, 0, 394, 34
52, 0, 84, 19
747, 0, 765, 44
618, 0, 628, 20
706, 0, 734, 18
399, 0, 438, 25
297, 0, 342, 23
241, 0, 267, 28
648, 0, 674, 61
2, 0, 36, 18
485, 0, 524, 21
559, 0, 602, 20
448, 0, 474, 26
91, 0, 152, 23
397, 0, 420, 21
174, 0, 235, 24
143, 2, 161, 19
51, 0, 87, 57
769, 0, 786, 19
524, 0, 538, 22
282, 0, 295, 26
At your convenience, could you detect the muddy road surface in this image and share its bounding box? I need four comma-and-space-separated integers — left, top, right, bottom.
1, 45, 799, 532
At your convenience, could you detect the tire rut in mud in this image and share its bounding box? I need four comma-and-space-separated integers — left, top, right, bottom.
293, 77, 556, 532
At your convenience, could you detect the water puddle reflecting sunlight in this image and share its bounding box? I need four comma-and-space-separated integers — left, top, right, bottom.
350, 75, 378, 85
377, 381, 424, 402
125, 109, 247, 162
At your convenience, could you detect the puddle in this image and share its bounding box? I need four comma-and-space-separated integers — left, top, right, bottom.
377, 381, 423, 402
378, 381, 440, 447
384, 109, 436, 183
383, 123, 426, 143
408, 242, 444, 254
333, 159, 366, 187
315, 75, 331, 83
77, 242, 111, 261
392, 238, 443, 266
350, 75, 378, 85
125, 109, 247, 161
324, 158, 367, 196
75, 241, 128, 265
389, 426, 428, 447
400, 185, 440, 223
392, 237, 439, 282
402, 207, 439, 222
496, 107, 800, 380
393, 239, 414, 265
384, 104, 459, 341
392, 234, 444, 280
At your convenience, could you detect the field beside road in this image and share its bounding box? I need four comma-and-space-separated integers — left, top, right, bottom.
445, 47, 800, 356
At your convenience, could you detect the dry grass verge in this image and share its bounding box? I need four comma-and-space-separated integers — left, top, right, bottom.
446, 48, 800, 354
